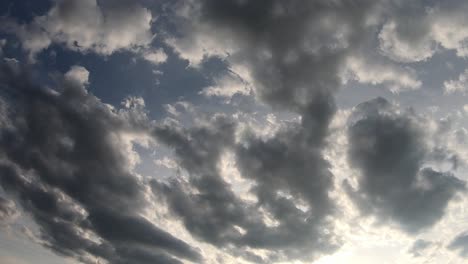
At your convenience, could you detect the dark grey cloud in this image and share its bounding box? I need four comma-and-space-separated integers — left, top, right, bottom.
3, 1, 369, 261
152, 117, 245, 244
150, 1, 399, 261
185, 0, 381, 109
0, 59, 201, 264
2, 0, 467, 263
345, 97, 465, 233
169, 0, 423, 97
152, 117, 279, 262
151, 108, 339, 262
234, 115, 339, 259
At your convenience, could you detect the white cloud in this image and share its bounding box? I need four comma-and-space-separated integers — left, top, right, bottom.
64, 65, 89, 86
165, 19, 236, 67
163, 101, 194, 118
2, 0, 154, 61
344, 56, 422, 92
430, 4, 468, 58
444, 69, 468, 94
142, 48, 168, 65
154, 157, 178, 170
200, 70, 251, 99
379, 20, 435, 63
0, 256, 28, 264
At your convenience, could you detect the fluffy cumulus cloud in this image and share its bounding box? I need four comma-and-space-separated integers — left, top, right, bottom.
0, 0, 165, 63
345, 97, 465, 233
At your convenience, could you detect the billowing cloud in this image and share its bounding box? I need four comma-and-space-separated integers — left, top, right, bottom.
151, 111, 339, 262
379, 0, 468, 62
169, 0, 424, 99
2, 1, 468, 263
0, 0, 160, 62
0, 59, 201, 264
345, 97, 465, 233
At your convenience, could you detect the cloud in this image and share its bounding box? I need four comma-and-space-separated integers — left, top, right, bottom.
157, 5, 377, 259
408, 239, 433, 257
160, 6, 387, 255
379, 1, 468, 62
141, 48, 168, 65
150, 106, 340, 262
345, 97, 465, 233
199, 69, 252, 99
169, 0, 427, 102
378, 3, 436, 63
154, 157, 178, 170
449, 231, 468, 257
0, 0, 155, 61
3, 1, 468, 263
0, 196, 19, 225
344, 56, 422, 92
64, 65, 89, 86
0, 39, 6, 56
444, 69, 468, 94
0, 59, 201, 264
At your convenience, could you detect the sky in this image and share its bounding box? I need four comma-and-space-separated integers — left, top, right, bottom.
2, 0, 468, 263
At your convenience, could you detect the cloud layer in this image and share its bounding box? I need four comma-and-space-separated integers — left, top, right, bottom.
1, 1, 468, 263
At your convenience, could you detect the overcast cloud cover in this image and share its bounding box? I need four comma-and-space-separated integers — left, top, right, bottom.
1, 0, 468, 263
